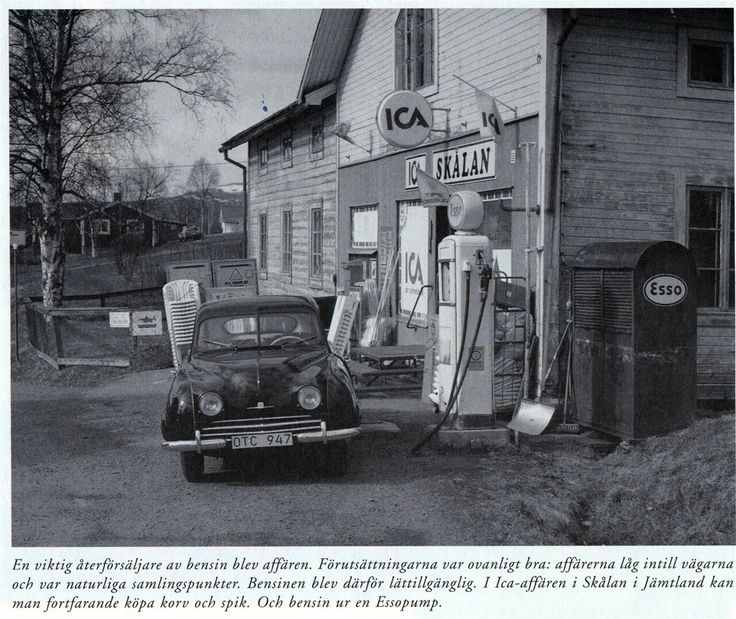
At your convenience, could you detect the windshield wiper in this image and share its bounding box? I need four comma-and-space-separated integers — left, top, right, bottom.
201, 338, 233, 349
278, 334, 322, 349
201, 338, 259, 352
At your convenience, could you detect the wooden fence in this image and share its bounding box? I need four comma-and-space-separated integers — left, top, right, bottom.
134, 235, 243, 288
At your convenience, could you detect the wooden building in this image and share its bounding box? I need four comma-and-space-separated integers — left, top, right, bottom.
336, 9, 545, 340
61, 200, 185, 255
219, 12, 360, 298
549, 9, 734, 401
221, 8, 733, 401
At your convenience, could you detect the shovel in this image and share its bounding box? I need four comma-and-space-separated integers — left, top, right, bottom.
506, 336, 556, 436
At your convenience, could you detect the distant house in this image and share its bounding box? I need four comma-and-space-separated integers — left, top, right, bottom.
61, 198, 185, 255
219, 203, 244, 234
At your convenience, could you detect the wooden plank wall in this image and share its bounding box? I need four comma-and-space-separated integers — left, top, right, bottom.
560, 10, 734, 400
247, 102, 337, 297
337, 9, 544, 167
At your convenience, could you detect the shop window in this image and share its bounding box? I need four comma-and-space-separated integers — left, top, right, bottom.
479, 189, 513, 246
310, 203, 323, 283
259, 213, 268, 273
94, 219, 110, 235
281, 130, 292, 168
350, 205, 378, 249
395, 9, 437, 94
259, 141, 269, 174
281, 208, 292, 277
677, 27, 733, 100
687, 186, 733, 309
310, 119, 324, 160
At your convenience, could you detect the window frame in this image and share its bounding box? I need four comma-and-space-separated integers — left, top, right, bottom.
94, 218, 110, 235
125, 218, 143, 233
394, 8, 439, 97
281, 206, 293, 280
258, 140, 269, 175
281, 128, 293, 169
685, 185, 734, 310
350, 204, 378, 250
677, 26, 733, 101
309, 201, 324, 287
259, 212, 268, 276
309, 116, 324, 161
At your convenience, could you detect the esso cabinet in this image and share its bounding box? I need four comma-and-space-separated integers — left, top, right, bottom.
571, 241, 697, 439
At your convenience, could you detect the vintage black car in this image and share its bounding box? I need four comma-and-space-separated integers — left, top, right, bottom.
161, 295, 360, 482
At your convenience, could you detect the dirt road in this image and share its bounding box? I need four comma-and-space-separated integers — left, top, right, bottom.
11, 370, 525, 546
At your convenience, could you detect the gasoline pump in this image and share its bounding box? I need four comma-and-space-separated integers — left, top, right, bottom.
414, 191, 502, 454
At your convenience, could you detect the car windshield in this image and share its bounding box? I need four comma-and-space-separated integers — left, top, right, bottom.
196, 310, 324, 352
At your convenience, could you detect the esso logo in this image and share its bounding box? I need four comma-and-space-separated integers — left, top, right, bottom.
447, 191, 483, 232
376, 90, 433, 148
643, 274, 688, 306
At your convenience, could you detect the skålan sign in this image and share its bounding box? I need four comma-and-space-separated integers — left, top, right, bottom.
432, 140, 496, 184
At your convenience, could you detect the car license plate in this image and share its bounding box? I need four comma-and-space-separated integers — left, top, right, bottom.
231, 433, 293, 449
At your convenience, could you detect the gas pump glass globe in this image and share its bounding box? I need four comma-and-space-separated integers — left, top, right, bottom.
447, 191, 484, 233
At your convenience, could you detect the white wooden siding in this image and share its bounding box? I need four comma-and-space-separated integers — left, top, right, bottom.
247, 103, 337, 296
337, 9, 545, 166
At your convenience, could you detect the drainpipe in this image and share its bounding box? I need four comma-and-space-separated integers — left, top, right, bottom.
222, 150, 248, 257
540, 9, 578, 397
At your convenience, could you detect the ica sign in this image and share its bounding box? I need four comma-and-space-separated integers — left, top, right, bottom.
643, 274, 688, 306
377, 90, 433, 148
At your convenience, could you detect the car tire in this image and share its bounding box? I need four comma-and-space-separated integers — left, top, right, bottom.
180, 452, 205, 482
324, 442, 348, 477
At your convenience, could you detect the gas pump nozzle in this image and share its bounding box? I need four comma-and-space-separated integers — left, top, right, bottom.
476, 250, 493, 300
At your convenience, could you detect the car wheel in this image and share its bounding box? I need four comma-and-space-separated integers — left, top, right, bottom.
180, 452, 205, 482
324, 442, 348, 477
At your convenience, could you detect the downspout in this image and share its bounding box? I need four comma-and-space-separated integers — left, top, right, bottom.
540, 9, 578, 396
222, 150, 248, 257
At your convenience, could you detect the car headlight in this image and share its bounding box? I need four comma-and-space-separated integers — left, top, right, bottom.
298, 386, 322, 410
198, 392, 223, 416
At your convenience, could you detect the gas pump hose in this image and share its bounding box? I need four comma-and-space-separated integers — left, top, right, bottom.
412, 269, 489, 455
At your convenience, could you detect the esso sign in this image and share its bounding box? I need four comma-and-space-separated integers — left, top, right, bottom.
447, 191, 483, 232
643, 274, 688, 306
376, 90, 433, 148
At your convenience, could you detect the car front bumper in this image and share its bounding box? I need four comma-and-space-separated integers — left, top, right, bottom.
161, 422, 360, 453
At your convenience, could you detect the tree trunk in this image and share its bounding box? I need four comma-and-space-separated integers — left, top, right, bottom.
39, 186, 65, 308
39, 11, 68, 308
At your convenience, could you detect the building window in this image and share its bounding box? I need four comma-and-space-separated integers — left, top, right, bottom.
282, 130, 292, 168
677, 27, 733, 100
259, 141, 269, 174
310, 120, 324, 159
687, 186, 734, 309
310, 204, 323, 281
126, 219, 143, 233
351, 205, 378, 249
259, 213, 268, 272
94, 219, 110, 235
395, 9, 436, 92
281, 209, 292, 276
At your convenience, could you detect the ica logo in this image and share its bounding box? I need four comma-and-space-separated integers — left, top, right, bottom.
384, 107, 430, 131
403, 252, 424, 285
481, 112, 501, 137
643, 274, 687, 306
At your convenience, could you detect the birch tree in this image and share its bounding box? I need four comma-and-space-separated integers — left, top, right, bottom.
9, 10, 232, 306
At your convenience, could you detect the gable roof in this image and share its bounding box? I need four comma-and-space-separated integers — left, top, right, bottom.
220, 9, 361, 153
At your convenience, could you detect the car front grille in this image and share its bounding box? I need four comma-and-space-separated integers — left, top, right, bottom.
199, 415, 322, 439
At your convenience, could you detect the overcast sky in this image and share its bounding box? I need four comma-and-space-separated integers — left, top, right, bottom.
141, 9, 320, 193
